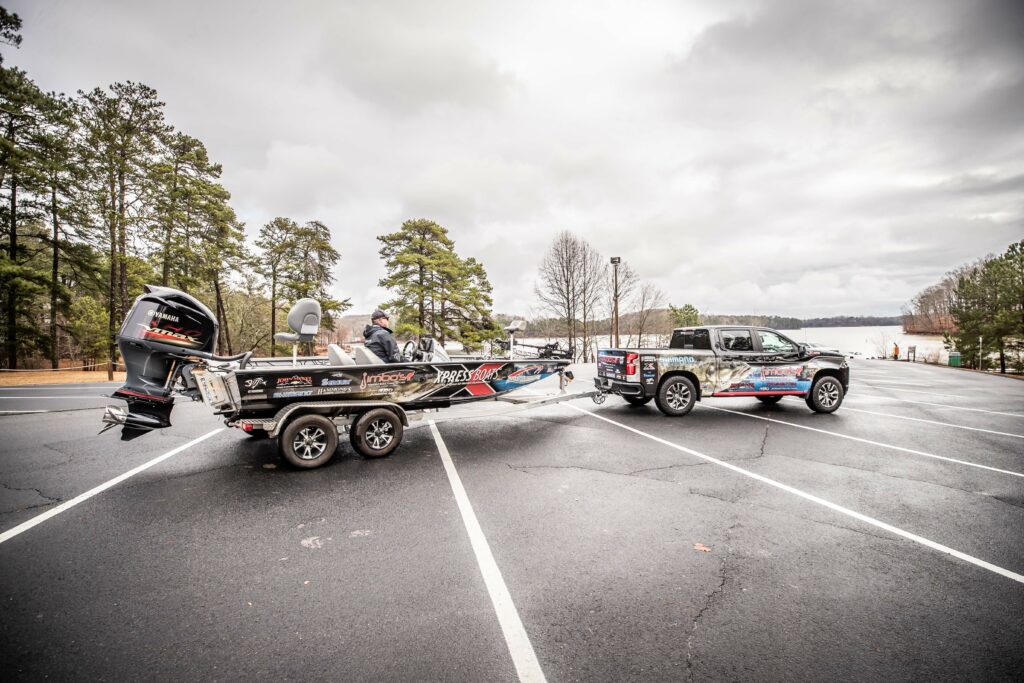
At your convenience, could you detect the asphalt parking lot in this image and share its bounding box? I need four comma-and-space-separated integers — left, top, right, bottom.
1, 360, 1022, 681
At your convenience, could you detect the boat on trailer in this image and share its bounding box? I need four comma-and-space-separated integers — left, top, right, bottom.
102, 286, 580, 468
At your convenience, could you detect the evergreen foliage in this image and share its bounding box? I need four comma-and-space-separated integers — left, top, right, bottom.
377, 218, 497, 348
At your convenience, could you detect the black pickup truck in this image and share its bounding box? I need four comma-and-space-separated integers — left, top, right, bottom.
595, 326, 849, 417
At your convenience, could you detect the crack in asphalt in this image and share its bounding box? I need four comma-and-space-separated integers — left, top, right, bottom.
0, 480, 63, 513
686, 523, 736, 682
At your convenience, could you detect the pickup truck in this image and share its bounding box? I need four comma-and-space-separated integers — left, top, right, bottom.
595, 326, 849, 416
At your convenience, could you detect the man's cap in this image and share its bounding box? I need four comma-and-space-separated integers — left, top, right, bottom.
371, 309, 388, 321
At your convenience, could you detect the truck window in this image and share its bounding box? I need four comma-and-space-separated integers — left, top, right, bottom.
720, 329, 753, 351
669, 328, 712, 350
758, 330, 797, 353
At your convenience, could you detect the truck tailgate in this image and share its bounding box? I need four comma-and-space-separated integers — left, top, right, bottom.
597, 350, 635, 381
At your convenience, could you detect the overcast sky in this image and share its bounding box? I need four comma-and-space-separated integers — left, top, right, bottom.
8, 0, 1023, 318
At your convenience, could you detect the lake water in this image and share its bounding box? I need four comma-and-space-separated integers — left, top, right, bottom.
511, 325, 948, 362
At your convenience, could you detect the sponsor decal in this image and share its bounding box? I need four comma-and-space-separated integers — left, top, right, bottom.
276, 375, 312, 388
316, 386, 357, 396
138, 323, 202, 347
762, 366, 804, 378
274, 389, 313, 398
245, 393, 267, 400
505, 365, 546, 384
360, 370, 415, 390
322, 378, 353, 386
147, 309, 180, 323
243, 377, 267, 391
434, 366, 502, 385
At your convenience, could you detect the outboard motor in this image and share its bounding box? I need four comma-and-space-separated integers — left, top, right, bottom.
102, 285, 218, 438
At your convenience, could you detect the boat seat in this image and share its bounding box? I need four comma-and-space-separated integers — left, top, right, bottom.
327, 344, 356, 366
353, 346, 385, 365
419, 336, 450, 362
273, 298, 321, 344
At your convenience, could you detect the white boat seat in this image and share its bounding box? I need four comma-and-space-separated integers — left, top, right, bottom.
273, 298, 321, 344
353, 346, 385, 365
327, 344, 356, 366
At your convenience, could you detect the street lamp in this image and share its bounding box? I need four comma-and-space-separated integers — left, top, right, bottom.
611, 257, 621, 347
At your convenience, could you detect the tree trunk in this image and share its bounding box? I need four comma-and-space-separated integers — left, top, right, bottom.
6, 171, 17, 369
269, 270, 277, 357
50, 185, 59, 369
108, 193, 118, 371
161, 164, 178, 286
117, 169, 128, 316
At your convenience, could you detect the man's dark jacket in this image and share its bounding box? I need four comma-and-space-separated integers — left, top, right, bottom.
363, 324, 401, 363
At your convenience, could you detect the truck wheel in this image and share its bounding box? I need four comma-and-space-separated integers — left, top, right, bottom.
280, 414, 338, 469
351, 408, 403, 458
806, 376, 844, 413
655, 376, 696, 417
756, 395, 783, 404
623, 395, 652, 407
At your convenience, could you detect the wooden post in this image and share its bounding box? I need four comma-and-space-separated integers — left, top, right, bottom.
107, 359, 113, 381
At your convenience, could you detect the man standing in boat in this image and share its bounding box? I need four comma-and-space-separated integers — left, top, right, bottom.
364, 310, 401, 363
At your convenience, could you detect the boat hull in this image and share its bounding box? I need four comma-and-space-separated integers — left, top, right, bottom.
231, 359, 570, 415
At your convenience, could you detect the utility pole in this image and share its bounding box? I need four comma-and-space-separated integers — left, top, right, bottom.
611, 257, 621, 347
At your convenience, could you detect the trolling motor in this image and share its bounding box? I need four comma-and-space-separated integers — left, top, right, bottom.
101, 285, 246, 439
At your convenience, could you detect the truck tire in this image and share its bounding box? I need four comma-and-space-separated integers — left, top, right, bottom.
280, 414, 338, 469
655, 376, 696, 417
623, 395, 652, 407
351, 408, 403, 458
756, 395, 783, 404
806, 376, 844, 413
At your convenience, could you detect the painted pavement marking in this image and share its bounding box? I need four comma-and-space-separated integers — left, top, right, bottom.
429, 421, 546, 683
701, 404, 1024, 478
567, 405, 1024, 584
0, 428, 224, 545
848, 394, 1024, 419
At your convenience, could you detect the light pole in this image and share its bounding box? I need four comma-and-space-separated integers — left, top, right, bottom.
611, 257, 621, 347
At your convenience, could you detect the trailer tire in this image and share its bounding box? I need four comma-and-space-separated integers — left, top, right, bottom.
655, 376, 696, 417
351, 408, 403, 459
806, 376, 844, 414
280, 414, 338, 469
756, 395, 783, 404
623, 395, 652, 407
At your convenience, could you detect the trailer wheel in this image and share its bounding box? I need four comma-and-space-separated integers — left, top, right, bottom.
623, 395, 652, 407
280, 414, 338, 469
351, 408, 403, 458
655, 376, 696, 417
806, 376, 844, 414
756, 395, 783, 404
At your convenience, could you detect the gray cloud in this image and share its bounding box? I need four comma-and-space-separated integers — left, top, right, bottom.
7, 0, 1023, 318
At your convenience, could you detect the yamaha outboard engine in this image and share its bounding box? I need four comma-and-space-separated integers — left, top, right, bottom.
102, 285, 218, 438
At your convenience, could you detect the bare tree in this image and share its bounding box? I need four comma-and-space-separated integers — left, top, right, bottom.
631, 282, 666, 347
577, 242, 607, 361
608, 261, 638, 344
536, 232, 583, 358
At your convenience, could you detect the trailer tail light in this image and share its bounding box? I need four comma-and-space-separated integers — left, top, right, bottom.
626, 353, 639, 376
242, 423, 253, 432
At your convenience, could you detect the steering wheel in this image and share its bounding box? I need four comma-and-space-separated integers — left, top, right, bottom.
401, 340, 418, 362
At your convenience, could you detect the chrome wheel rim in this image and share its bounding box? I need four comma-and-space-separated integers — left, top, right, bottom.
293, 426, 328, 460
666, 382, 691, 410
366, 419, 394, 450
817, 382, 839, 408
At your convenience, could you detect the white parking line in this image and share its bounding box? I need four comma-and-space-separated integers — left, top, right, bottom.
567, 405, 1024, 584
0, 428, 223, 545
0, 410, 49, 414
700, 405, 1023, 478
429, 422, 546, 683
0, 396, 107, 400
849, 395, 1024, 418
859, 386, 971, 399
835, 405, 1024, 440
